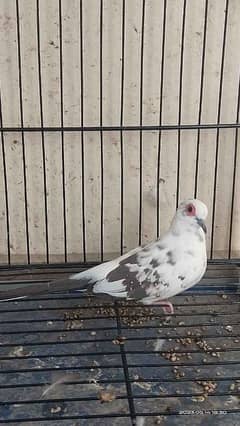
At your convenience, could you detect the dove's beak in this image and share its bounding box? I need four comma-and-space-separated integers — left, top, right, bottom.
196, 218, 207, 234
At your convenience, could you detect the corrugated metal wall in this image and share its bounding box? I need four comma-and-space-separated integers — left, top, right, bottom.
0, 0, 240, 264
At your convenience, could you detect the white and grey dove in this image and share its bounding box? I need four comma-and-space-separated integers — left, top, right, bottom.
0, 199, 208, 314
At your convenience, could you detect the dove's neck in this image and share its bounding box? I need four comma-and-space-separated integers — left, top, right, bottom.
170, 216, 205, 241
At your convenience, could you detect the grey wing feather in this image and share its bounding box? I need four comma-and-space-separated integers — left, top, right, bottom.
0, 276, 91, 302
92, 242, 168, 299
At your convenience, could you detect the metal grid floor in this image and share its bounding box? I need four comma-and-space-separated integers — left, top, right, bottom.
0, 262, 240, 425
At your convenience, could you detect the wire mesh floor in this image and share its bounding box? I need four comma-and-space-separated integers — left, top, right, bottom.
0, 262, 240, 425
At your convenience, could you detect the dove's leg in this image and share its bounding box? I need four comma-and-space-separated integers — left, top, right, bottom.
142, 297, 174, 314
154, 300, 174, 315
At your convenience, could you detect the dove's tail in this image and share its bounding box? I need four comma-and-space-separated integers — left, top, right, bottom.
0, 273, 92, 302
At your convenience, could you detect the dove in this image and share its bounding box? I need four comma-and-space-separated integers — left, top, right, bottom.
0, 199, 208, 314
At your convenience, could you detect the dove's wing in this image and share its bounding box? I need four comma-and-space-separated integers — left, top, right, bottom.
92, 238, 206, 301
69, 241, 165, 299
0, 245, 144, 301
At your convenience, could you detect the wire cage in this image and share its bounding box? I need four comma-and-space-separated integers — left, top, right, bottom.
0, 0, 240, 424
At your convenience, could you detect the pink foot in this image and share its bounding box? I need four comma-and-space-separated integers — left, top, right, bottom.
154, 300, 174, 315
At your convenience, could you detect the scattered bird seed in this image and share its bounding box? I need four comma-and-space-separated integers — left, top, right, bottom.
197, 380, 217, 395
98, 390, 116, 403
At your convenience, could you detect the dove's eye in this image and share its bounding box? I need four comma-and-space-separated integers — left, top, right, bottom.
186, 204, 196, 216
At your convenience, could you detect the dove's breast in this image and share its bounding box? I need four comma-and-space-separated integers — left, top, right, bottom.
142, 231, 207, 301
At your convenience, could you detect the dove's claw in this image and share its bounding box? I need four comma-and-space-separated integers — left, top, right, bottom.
154, 300, 174, 315
163, 303, 174, 315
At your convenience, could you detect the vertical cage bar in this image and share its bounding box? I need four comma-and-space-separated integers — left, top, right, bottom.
115, 302, 136, 423
80, 0, 86, 263
138, 0, 146, 247
16, 0, 30, 264
36, 0, 49, 264
156, 0, 167, 238
0, 95, 11, 264
176, 0, 187, 209
120, 0, 125, 255
228, 75, 240, 259
100, 0, 104, 261
210, 0, 229, 259
58, 0, 67, 262
194, 0, 209, 198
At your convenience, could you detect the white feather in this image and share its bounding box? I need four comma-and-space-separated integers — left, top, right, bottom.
93, 279, 126, 295
154, 339, 165, 351
1, 295, 27, 302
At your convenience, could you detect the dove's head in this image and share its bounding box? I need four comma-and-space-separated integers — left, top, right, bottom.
175, 199, 208, 234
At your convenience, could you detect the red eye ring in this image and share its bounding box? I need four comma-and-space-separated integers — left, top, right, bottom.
186, 203, 196, 216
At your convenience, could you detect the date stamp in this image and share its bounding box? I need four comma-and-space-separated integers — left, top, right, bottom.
179, 410, 227, 415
